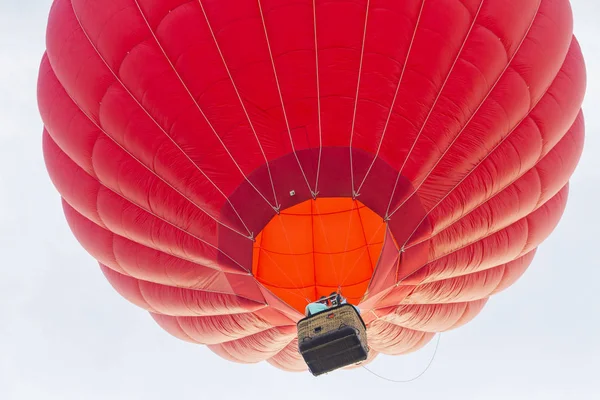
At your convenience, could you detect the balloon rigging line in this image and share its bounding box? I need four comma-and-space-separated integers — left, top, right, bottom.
354, 0, 425, 196
386, 0, 542, 222
257, 0, 316, 197
394, 0, 485, 201
196, 0, 281, 211
349, 0, 371, 197
383, 0, 486, 221
312, 0, 323, 195
361, 333, 441, 383
70, 1, 255, 239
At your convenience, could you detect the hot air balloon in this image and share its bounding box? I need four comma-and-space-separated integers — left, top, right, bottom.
38, 0, 586, 373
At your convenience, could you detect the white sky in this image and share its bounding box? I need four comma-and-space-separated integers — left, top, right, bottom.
1, 1, 599, 399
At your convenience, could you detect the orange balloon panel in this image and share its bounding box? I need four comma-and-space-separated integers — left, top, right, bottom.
252, 198, 386, 311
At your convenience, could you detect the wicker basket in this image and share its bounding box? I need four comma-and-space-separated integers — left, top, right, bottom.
297, 304, 368, 376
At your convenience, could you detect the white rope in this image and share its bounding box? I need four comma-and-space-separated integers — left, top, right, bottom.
361, 333, 441, 383
74, 0, 255, 239
383, 0, 486, 218
257, 0, 315, 196
197, 0, 281, 211
386, 0, 542, 221
349, 0, 371, 196
312, 0, 323, 195
354, 0, 425, 196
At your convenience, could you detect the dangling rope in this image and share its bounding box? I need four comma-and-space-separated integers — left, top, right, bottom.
361, 333, 442, 383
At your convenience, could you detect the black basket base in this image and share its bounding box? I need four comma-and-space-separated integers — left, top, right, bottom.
297, 304, 369, 376
299, 326, 368, 376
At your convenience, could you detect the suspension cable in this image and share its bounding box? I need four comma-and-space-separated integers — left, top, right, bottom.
361, 333, 441, 383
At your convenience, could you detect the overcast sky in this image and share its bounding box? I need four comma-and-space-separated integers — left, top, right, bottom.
1, 1, 599, 399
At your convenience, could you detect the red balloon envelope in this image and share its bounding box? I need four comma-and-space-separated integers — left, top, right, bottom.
38, 0, 586, 371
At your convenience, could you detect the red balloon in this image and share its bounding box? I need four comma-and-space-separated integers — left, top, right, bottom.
38, 0, 585, 371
